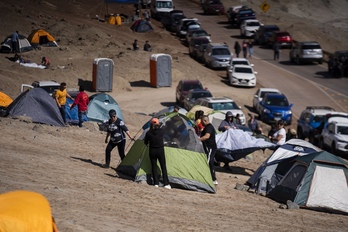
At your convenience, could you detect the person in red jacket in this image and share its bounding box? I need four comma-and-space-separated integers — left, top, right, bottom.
70, 86, 89, 127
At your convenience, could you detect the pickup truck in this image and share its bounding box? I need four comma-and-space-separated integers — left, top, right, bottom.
21, 80, 60, 96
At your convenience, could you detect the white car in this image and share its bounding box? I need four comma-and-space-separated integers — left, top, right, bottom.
194, 97, 246, 125
226, 57, 254, 77
240, 19, 262, 37
319, 116, 348, 156
252, 87, 281, 112
21, 80, 60, 96
228, 64, 257, 87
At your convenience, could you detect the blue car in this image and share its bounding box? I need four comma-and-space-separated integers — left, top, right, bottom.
258, 93, 293, 125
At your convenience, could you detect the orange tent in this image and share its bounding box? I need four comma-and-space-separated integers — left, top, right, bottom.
0, 190, 58, 232
0, 91, 12, 107
27, 29, 58, 47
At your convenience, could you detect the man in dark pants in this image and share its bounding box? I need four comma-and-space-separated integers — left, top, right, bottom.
103, 109, 134, 168
144, 118, 171, 189
70, 86, 89, 127
273, 41, 280, 60
11, 31, 19, 53
200, 115, 218, 185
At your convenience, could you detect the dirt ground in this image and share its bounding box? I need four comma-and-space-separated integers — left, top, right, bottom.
0, 0, 348, 231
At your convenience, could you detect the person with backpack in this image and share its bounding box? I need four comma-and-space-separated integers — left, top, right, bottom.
102, 109, 135, 168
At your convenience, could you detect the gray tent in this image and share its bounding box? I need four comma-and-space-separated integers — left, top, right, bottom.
0, 34, 33, 53
87, 93, 123, 123
6, 88, 65, 127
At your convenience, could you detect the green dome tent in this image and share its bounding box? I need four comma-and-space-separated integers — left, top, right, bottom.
116, 112, 215, 193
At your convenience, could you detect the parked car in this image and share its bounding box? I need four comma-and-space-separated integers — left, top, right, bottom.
182, 89, 213, 111
196, 43, 209, 63
289, 41, 323, 64
226, 57, 254, 77
252, 87, 281, 111
257, 93, 293, 125
204, 43, 232, 69
253, 24, 280, 45
170, 13, 187, 32
228, 64, 257, 87
195, 97, 246, 125
201, 0, 225, 15
235, 8, 256, 26
268, 31, 293, 48
21, 80, 60, 96
226, 5, 249, 25
188, 37, 210, 59
297, 106, 336, 144
240, 19, 262, 38
175, 79, 204, 106
186, 29, 211, 45
161, 11, 185, 31
319, 117, 348, 157
176, 18, 199, 38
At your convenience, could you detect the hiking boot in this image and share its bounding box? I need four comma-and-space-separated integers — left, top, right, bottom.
101, 163, 110, 168
164, 185, 171, 189
213, 180, 218, 185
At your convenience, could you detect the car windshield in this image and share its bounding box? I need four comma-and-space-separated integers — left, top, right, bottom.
260, 91, 278, 98
265, 27, 279, 32
210, 102, 238, 111
191, 92, 212, 100
193, 31, 208, 36
232, 61, 249, 65
265, 97, 289, 106
156, 1, 173, 8
337, 126, 348, 135
302, 44, 321, 49
183, 83, 202, 91
312, 115, 326, 123
277, 32, 290, 37
41, 86, 59, 94
235, 67, 252, 73
212, 48, 231, 56
247, 21, 260, 26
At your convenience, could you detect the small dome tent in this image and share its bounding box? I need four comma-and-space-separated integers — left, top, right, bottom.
27, 29, 58, 48
0, 34, 33, 53
131, 19, 154, 32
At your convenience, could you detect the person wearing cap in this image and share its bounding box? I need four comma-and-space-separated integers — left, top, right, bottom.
286, 128, 298, 141
218, 111, 238, 170
103, 109, 134, 168
269, 120, 286, 146
200, 115, 218, 185
144, 118, 171, 189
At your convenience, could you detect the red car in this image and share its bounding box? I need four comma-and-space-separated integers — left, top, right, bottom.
201, 0, 225, 15
269, 31, 293, 48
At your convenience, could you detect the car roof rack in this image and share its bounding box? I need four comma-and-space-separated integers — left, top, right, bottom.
305, 106, 335, 111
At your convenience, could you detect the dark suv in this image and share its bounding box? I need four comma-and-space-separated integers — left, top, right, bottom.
201, 0, 225, 15
253, 25, 280, 45
297, 106, 336, 144
175, 80, 204, 107
235, 9, 256, 27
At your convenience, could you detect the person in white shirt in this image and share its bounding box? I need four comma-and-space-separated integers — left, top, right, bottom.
269, 120, 286, 146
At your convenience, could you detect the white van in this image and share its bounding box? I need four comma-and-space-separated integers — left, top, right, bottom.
150, 0, 174, 20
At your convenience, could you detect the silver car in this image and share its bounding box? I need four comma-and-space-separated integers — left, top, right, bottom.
204, 43, 232, 69
289, 41, 323, 64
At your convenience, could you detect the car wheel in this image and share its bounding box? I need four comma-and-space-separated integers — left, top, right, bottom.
331, 142, 337, 154
297, 127, 304, 139
296, 56, 301, 65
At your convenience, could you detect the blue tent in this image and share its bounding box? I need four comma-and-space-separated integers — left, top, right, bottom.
87, 93, 123, 123
65, 98, 88, 125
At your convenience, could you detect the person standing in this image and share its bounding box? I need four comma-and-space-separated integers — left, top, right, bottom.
269, 120, 286, 146
247, 114, 260, 134
273, 41, 280, 60
143, 40, 152, 51
242, 40, 248, 58
144, 118, 171, 189
194, 110, 204, 136
70, 86, 89, 127
234, 41, 241, 58
55, 82, 73, 125
248, 39, 254, 58
200, 115, 218, 185
133, 39, 139, 51
103, 109, 134, 168
11, 31, 19, 53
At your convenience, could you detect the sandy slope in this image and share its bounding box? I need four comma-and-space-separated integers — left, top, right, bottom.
0, 0, 348, 231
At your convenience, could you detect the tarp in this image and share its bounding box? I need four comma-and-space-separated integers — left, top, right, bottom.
6, 88, 65, 127
116, 112, 215, 193
0, 91, 13, 107
215, 128, 276, 163
65, 97, 89, 125
0, 190, 58, 232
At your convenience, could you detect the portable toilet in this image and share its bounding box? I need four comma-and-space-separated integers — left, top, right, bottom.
92, 58, 114, 92
150, 54, 172, 88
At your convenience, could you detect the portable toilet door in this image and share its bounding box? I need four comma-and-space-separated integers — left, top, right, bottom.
150, 54, 172, 88
92, 58, 114, 92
